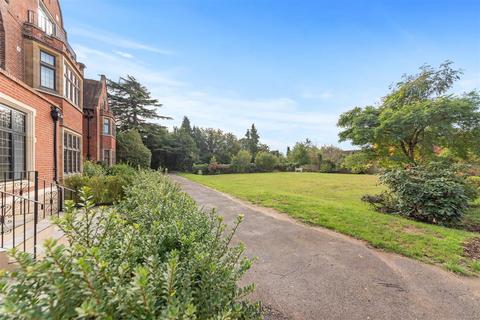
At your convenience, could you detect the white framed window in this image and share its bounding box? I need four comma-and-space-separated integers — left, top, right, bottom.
38, 5, 55, 36
63, 131, 81, 174
63, 62, 80, 106
40, 51, 55, 90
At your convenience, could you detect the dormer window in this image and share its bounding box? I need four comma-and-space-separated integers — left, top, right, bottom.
38, 5, 55, 36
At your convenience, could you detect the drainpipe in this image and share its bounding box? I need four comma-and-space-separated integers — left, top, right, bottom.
50, 106, 63, 183
84, 109, 94, 161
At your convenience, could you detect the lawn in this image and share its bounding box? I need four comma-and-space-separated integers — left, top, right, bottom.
182, 172, 480, 275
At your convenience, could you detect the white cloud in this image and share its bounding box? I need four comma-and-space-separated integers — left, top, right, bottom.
76, 45, 183, 87
76, 44, 347, 152
300, 89, 333, 100
113, 50, 134, 59
70, 27, 174, 55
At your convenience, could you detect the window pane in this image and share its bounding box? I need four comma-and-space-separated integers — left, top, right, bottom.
0, 105, 12, 129
0, 131, 12, 175
40, 51, 55, 66
40, 66, 55, 89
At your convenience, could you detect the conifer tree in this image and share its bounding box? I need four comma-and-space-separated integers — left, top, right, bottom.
108, 75, 171, 132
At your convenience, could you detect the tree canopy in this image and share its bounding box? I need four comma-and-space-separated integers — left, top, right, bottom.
338, 62, 480, 165
108, 75, 171, 132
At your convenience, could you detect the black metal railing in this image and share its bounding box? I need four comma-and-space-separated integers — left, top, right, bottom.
0, 171, 74, 259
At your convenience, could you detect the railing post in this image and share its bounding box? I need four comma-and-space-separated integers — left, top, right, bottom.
33, 171, 39, 260
58, 185, 63, 216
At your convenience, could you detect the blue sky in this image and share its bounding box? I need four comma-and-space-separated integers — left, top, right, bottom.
62, 0, 480, 152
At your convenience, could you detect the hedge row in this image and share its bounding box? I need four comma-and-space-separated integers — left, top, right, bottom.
0, 171, 260, 319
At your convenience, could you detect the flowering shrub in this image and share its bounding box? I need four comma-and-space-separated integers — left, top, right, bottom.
0, 172, 260, 319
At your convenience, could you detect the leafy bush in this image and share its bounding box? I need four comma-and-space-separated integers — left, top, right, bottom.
276, 162, 298, 172
368, 164, 478, 224
255, 151, 279, 172
231, 150, 252, 173
319, 160, 336, 173
83, 161, 107, 177
64, 163, 136, 205
0, 173, 260, 319
341, 152, 374, 174
117, 130, 152, 168
107, 163, 136, 178
192, 163, 208, 174
468, 176, 480, 192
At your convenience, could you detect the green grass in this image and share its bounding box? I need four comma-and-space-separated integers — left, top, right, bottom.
182, 172, 480, 275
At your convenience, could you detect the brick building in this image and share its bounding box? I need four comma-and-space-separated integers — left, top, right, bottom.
83, 75, 116, 165
0, 0, 116, 184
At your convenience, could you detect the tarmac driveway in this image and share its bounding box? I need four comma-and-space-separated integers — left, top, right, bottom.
170, 175, 480, 320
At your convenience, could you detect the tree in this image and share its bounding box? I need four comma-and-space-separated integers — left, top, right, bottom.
180, 116, 193, 136
318, 145, 345, 169
255, 151, 279, 171
338, 62, 480, 165
241, 124, 260, 160
108, 75, 171, 132
289, 140, 312, 165
116, 130, 152, 168
231, 150, 252, 173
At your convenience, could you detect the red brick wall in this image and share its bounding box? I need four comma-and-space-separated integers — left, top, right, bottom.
83, 76, 116, 165
0, 71, 55, 183
0, 0, 36, 80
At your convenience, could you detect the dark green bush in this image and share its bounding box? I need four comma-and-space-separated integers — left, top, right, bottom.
0, 173, 261, 319
117, 130, 152, 168
376, 164, 478, 224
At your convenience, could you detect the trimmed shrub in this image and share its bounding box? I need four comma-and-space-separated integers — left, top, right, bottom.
0, 173, 260, 319
64, 163, 136, 205
368, 163, 478, 224
192, 163, 208, 174
255, 152, 279, 172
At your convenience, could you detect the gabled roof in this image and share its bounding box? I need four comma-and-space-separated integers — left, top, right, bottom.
83, 79, 102, 110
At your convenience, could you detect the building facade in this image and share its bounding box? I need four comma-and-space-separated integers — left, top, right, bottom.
83, 75, 116, 166
0, 0, 115, 184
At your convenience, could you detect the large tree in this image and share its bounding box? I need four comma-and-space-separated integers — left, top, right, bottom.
108, 75, 171, 132
241, 124, 260, 160
338, 62, 480, 165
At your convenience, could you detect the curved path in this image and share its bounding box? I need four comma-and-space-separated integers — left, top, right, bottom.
170, 175, 480, 320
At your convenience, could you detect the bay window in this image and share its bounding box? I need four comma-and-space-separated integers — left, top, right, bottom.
63, 63, 80, 106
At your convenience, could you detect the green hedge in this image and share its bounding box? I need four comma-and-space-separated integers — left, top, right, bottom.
64, 163, 136, 205
0, 172, 260, 319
